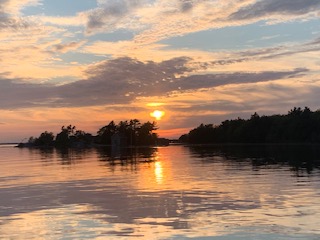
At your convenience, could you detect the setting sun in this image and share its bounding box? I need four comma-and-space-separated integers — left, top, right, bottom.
150, 110, 165, 120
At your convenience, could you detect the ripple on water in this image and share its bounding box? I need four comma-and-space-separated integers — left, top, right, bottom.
0, 145, 320, 239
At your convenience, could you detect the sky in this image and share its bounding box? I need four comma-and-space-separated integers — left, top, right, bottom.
0, 0, 320, 142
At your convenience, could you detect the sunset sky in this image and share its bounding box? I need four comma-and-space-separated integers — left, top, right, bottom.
1, 0, 320, 142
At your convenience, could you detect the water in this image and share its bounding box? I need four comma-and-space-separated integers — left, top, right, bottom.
1, 144, 320, 239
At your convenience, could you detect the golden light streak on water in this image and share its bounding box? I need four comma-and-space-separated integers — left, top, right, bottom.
154, 161, 163, 184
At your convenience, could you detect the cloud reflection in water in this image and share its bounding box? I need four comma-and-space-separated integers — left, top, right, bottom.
0, 145, 320, 239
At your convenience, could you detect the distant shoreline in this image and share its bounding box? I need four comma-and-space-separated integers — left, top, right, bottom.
8, 142, 320, 149
182, 142, 320, 146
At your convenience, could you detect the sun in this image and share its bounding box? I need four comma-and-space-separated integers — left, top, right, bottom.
150, 110, 165, 120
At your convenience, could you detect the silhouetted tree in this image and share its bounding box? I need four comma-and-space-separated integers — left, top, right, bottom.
55, 125, 91, 147
137, 121, 158, 145
23, 119, 160, 148
179, 134, 189, 143
96, 119, 158, 146
33, 131, 55, 147
55, 125, 75, 147
180, 107, 320, 144
97, 121, 117, 145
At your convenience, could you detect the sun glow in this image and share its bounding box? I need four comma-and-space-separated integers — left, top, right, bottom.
150, 110, 165, 120
147, 102, 164, 107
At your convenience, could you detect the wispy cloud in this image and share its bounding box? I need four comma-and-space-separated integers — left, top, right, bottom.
229, 0, 320, 21
0, 0, 41, 29
0, 57, 308, 109
2, 0, 40, 15
85, 0, 147, 34
82, 0, 320, 45
52, 40, 87, 53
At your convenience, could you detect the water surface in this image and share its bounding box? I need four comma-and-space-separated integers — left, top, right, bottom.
0, 144, 320, 239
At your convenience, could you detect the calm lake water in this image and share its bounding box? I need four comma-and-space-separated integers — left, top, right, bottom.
1, 144, 320, 239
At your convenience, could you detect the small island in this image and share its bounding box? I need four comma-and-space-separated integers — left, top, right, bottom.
18, 119, 169, 148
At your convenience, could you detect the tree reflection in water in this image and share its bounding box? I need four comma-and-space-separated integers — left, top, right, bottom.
24, 146, 158, 167
26, 144, 320, 174
188, 144, 320, 174
96, 146, 158, 167
2, 145, 320, 239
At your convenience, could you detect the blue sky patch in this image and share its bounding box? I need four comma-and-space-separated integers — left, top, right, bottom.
160, 20, 320, 51
22, 0, 98, 16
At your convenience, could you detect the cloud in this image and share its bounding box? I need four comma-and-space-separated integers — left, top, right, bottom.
179, 0, 194, 13
0, 16, 30, 30
0, 57, 309, 109
171, 68, 307, 92
0, 0, 40, 30
1, 0, 40, 15
84, 0, 236, 39
85, 0, 146, 34
205, 38, 320, 72
0, 8, 30, 30
305, 37, 320, 46
0, 79, 55, 108
81, 57, 307, 100
15, 0, 40, 11
159, 81, 320, 132
58, 57, 192, 106
83, 0, 320, 45
52, 41, 87, 53
0, 20, 89, 81
229, 0, 320, 21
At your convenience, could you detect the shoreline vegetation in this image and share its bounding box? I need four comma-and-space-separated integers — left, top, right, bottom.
16, 107, 320, 149
17, 119, 169, 149
179, 107, 320, 145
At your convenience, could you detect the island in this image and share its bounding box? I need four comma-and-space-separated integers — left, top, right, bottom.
18, 119, 169, 148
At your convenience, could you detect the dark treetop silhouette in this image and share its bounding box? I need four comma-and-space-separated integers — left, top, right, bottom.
20, 120, 169, 148
179, 107, 320, 144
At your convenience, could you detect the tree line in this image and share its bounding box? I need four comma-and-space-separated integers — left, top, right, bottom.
179, 107, 320, 144
21, 119, 167, 148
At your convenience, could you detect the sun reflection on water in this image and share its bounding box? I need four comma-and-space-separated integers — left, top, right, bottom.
154, 161, 163, 184
1, 145, 320, 239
